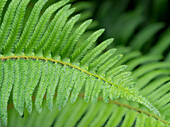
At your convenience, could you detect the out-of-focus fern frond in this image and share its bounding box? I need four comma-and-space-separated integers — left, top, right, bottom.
149, 27, 170, 56
94, 0, 170, 57
130, 23, 164, 50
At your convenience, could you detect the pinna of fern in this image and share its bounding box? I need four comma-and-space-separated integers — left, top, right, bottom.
0, 0, 160, 126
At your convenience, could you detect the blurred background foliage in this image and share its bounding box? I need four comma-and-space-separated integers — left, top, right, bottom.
31, 0, 170, 59
70, 0, 170, 60
92, 0, 170, 59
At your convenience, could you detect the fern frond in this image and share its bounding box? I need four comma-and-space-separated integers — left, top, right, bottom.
136, 69, 170, 89
0, 0, 162, 126
126, 55, 162, 71
149, 27, 170, 55
133, 62, 170, 79
0, 56, 161, 125
130, 23, 164, 50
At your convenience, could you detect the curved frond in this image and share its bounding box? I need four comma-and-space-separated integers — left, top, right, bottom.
130, 23, 164, 50
0, 0, 162, 126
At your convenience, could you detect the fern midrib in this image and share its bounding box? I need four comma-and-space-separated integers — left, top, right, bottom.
0, 55, 132, 94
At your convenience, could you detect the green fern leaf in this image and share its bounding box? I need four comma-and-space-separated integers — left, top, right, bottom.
0, 0, 162, 126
